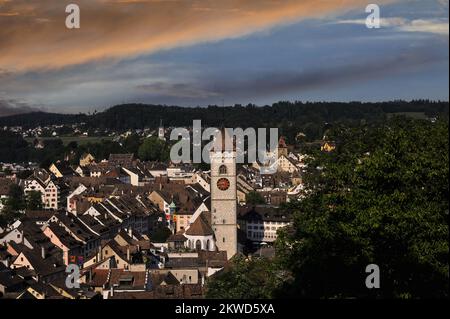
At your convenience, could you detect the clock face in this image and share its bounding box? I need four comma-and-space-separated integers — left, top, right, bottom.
217, 178, 230, 191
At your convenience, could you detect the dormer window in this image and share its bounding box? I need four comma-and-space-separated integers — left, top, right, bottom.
219, 165, 227, 175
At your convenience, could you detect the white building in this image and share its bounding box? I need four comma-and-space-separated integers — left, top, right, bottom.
24, 177, 61, 210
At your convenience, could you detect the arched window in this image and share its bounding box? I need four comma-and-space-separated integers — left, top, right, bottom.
206, 239, 210, 251
195, 240, 202, 250
219, 165, 227, 175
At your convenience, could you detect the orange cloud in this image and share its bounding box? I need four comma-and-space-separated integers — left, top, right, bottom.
0, 0, 394, 71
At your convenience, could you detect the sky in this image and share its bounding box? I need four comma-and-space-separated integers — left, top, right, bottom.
0, 0, 448, 114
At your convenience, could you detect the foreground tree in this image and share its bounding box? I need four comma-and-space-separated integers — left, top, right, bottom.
138, 137, 169, 162
206, 118, 448, 298
206, 255, 285, 299
26, 191, 43, 211
276, 118, 449, 298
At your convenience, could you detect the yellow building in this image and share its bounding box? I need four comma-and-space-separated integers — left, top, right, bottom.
321, 142, 336, 152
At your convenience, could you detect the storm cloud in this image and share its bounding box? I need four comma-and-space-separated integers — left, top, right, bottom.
0, 0, 394, 71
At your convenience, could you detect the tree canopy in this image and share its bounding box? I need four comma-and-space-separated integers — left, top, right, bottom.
207, 118, 449, 298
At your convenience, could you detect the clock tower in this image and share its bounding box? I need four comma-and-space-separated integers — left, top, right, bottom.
210, 128, 237, 260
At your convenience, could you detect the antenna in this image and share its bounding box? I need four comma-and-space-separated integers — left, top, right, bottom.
221, 98, 225, 127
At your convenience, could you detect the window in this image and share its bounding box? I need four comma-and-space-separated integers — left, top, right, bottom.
219, 165, 227, 175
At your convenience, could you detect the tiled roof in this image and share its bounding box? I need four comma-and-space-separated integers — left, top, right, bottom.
87, 269, 109, 287
109, 269, 147, 289
167, 231, 188, 242
185, 212, 213, 237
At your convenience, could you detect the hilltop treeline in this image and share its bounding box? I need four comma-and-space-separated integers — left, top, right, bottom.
0, 100, 448, 143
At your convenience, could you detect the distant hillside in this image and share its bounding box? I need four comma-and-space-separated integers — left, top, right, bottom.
0, 100, 448, 136
0, 111, 88, 128
0, 103, 40, 117
87, 100, 448, 130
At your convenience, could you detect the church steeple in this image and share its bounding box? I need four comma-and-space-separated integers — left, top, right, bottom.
210, 128, 238, 260
158, 119, 165, 141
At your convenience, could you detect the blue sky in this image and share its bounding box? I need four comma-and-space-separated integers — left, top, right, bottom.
0, 0, 448, 114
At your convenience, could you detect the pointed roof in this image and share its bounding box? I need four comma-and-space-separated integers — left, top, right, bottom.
185, 213, 213, 236
211, 128, 235, 152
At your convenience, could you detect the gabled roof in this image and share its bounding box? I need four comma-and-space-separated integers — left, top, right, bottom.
15, 247, 65, 277
104, 240, 133, 263
150, 271, 179, 286
56, 214, 97, 242
46, 223, 83, 249
51, 162, 75, 176
167, 231, 188, 243
115, 229, 136, 246
89, 269, 110, 287
238, 205, 292, 223
109, 269, 147, 290
185, 212, 213, 237
24, 210, 55, 222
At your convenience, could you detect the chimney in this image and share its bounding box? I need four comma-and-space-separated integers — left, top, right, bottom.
41, 246, 45, 259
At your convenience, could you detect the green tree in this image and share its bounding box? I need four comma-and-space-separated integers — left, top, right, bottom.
123, 134, 142, 156
138, 137, 168, 162
0, 184, 25, 227
150, 226, 172, 243
6, 184, 25, 211
206, 255, 284, 298
206, 118, 449, 299
245, 191, 266, 205
275, 118, 449, 298
26, 191, 43, 210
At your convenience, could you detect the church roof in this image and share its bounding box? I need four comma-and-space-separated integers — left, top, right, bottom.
185, 212, 213, 236
211, 128, 236, 152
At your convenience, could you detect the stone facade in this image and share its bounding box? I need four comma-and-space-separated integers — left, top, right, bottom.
210, 130, 237, 260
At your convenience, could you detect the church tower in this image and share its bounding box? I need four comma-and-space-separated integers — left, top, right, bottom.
210, 128, 237, 260
158, 119, 165, 141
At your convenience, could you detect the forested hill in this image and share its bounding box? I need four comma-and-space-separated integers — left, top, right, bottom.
0, 100, 448, 131
0, 111, 88, 127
